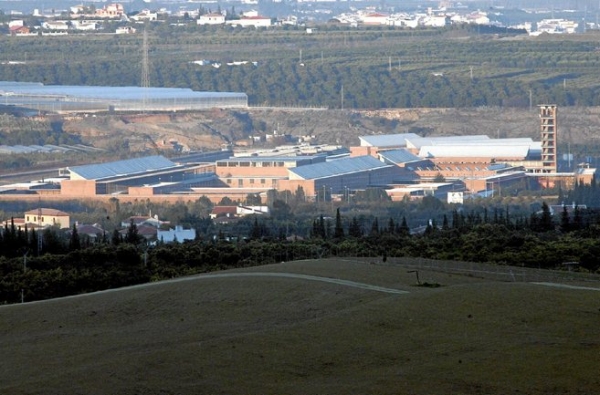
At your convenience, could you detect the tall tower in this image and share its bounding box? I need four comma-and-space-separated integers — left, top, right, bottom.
539, 105, 557, 173
141, 28, 150, 112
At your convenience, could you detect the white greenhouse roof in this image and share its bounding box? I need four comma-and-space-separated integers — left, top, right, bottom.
0, 81, 245, 101
0, 81, 247, 113
418, 145, 531, 159
69, 155, 177, 180
289, 155, 392, 180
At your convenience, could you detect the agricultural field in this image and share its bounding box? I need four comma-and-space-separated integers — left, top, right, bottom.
1, 258, 598, 395
4, 26, 600, 108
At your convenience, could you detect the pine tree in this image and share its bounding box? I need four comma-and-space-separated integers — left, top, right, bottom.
125, 220, 140, 244
560, 205, 570, 233
399, 216, 410, 236
348, 217, 362, 238
334, 208, 344, 239
370, 218, 379, 236
69, 223, 81, 251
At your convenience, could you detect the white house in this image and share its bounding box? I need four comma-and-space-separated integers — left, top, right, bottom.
8, 20, 24, 28
24, 208, 70, 229
361, 12, 388, 25
116, 26, 136, 34
226, 15, 272, 28
96, 3, 125, 18
71, 20, 99, 31
42, 21, 70, 30
423, 15, 450, 27
197, 13, 225, 25
157, 226, 196, 243
466, 12, 490, 25
131, 10, 158, 22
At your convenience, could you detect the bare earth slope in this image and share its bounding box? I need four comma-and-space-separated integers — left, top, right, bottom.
60, 106, 600, 152
1, 258, 599, 395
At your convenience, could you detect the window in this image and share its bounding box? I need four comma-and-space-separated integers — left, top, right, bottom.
249, 179, 255, 184
260, 179, 265, 184
216, 162, 227, 167
238, 179, 243, 187
240, 162, 250, 167
226, 179, 232, 184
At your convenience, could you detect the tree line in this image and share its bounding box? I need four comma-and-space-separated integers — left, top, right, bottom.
1, 198, 599, 304
3, 26, 600, 109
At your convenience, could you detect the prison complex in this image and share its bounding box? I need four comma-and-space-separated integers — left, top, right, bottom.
0, 105, 595, 204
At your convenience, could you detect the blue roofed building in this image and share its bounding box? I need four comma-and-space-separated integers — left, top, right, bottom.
61, 155, 219, 196
278, 155, 409, 199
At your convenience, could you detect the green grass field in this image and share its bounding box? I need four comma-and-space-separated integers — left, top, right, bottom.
1, 258, 598, 395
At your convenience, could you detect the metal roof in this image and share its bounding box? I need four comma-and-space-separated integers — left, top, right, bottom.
69, 155, 177, 180
418, 145, 530, 158
219, 156, 322, 163
406, 135, 490, 149
289, 155, 392, 180
358, 133, 419, 147
487, 163, 513, 171
379, 149, 421, 164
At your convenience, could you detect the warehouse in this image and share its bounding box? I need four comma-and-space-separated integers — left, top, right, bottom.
60, 155, 218, 196
278, 155, 407, 199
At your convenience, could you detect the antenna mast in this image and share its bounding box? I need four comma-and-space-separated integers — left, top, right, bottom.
141, 28, 150, 112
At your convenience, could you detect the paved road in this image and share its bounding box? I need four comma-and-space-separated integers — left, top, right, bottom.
1, 271, 408, 308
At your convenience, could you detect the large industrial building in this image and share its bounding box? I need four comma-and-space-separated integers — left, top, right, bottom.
0, 104, 595, 204
347, 105, 590, 194
60, 155, 221, 197
0, 81, 248, 114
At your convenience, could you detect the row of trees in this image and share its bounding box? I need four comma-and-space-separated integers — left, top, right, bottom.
1, 199, 599, 304
3, 27, 600, 108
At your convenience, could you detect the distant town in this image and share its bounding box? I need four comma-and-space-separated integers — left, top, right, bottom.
1, 1, 596, 36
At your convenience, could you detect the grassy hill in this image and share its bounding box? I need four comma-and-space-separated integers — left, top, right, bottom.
1, 258, 599, 395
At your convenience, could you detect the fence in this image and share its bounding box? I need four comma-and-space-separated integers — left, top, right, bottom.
353, 256, 600, 285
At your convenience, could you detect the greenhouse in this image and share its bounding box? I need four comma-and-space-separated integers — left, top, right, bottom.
0, 81, 248, 113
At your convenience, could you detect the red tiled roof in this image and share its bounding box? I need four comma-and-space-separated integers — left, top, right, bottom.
211, 206, 237, 215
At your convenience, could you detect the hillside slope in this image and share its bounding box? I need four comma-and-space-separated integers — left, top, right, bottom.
59, 106, 600, 155
1, 258, 599, 395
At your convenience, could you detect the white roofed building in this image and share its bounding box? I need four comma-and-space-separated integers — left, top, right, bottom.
226, 15, 272, 28
157, 226, 196, 243
198, 13, 225, 25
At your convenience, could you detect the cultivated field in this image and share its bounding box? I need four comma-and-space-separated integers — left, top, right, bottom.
1, 258, 599, 395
